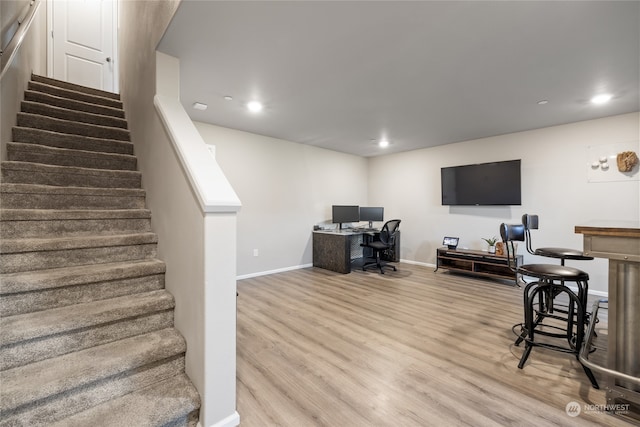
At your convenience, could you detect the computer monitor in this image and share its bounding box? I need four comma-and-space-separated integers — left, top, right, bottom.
332, 205, 360, 230
359, 206, 384, 228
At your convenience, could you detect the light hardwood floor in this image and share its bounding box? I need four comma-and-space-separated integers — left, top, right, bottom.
237, 263, 633, 426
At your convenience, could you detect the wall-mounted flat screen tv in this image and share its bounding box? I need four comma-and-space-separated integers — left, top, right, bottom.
441, 159, 521, 206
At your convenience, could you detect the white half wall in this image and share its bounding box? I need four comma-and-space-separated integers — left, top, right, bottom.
118, 3, 240, 426
194, 122, 369, 277
368, 112, 640, 294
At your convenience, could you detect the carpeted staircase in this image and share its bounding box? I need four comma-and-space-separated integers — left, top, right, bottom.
0, 75, 201, 426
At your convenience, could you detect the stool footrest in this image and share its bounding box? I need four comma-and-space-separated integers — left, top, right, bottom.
512, 323, 578, 349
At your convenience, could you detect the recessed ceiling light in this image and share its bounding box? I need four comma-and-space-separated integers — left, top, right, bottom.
537, 100, 549, 105
247, 101, 263, 112
378, 140, 390, 148
192, 102, 208, 111
223, 96, 233, 101
591, 94, 613, 105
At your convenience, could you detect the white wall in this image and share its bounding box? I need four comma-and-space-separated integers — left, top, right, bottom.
368, 112, 640, 294
196, 114, 639, 294
0, 0, 46, 161
194, 122, 369, 277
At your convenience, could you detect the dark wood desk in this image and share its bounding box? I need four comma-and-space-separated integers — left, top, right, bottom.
576, 221, 640, 420
312, 229, 400, 273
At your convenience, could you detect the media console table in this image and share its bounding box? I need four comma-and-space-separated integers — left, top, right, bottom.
435, 247, 522, 285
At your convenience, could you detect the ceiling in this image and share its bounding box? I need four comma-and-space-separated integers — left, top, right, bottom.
157, 1, 640, 158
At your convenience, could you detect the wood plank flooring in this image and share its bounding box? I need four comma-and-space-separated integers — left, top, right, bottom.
237, 263, 632, 426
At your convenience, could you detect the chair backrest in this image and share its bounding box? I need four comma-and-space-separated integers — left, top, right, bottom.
500, 223, 524, 272
522, 214, 539, 230
380, 219, 401, 246
521, 214, 539, 255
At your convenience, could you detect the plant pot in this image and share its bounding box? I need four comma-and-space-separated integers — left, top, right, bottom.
488, 245, 496, 254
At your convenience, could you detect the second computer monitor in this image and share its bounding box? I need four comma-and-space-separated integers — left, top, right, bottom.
359, 206, 384, 228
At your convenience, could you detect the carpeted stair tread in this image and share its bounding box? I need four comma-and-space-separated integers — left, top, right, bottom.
7, 142, 137, 170
21, 101, 128, 129
0, 183, 144, 196
0, 260, 166, 317
24, 89, 125, 118
12, 127, 134, 154
0, 208, 151, 221
0, 183, 146, 210
0, 328, 186, 413
28, 80, 122, 109
2, 160, 142, 188
18, 113, 130, 141
0, 208, 152, 239
0, 233, 158, 273
0, 290, 174, 346
0, 259, 165, 295
31, 74, 121, 100
49, 373, 200, 427
1, 232, 158, 254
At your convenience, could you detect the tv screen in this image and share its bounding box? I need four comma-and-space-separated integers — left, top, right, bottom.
441, 160, 521, 206
332, 205, 360, 224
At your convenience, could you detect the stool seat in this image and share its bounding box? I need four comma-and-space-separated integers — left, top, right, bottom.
534, 247, 594, 261
518, 263, 590, 282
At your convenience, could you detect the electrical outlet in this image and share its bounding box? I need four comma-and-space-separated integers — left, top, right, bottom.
253, 249, 259, 257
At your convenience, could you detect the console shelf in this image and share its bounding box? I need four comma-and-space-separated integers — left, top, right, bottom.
435, 247, 522, 285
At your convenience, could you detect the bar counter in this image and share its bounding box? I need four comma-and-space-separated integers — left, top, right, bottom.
575, 221, 640, 420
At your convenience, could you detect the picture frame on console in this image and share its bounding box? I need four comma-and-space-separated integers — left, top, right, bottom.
443, 237, 459, 250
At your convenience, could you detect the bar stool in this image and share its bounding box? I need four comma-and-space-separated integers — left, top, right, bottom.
500, 223, 599, 388
521, 214, 594, 333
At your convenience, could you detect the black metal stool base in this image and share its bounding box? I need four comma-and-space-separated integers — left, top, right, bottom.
513, 280, 599, 389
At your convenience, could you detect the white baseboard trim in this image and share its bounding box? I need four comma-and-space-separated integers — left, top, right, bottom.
198, 411, 240, 427
237, 264, 313, 280
236, 261, 609, 298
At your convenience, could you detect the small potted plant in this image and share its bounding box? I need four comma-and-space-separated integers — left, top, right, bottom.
482, 236, 498, 254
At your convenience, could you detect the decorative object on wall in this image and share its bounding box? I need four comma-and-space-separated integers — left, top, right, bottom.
616, 151, 639, 172
587, 141, 640, 182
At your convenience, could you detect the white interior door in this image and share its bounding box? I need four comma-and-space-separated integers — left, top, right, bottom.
51, 0, 117, 93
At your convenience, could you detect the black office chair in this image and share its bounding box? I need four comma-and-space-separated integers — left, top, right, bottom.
500, 223, 598, 388
361, 219, 401, 274
522, 214, 594, 266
